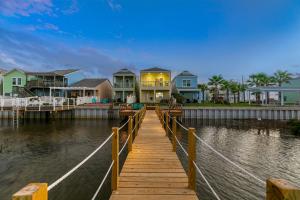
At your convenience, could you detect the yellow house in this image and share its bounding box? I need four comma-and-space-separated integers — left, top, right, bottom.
140, 67, 171, 103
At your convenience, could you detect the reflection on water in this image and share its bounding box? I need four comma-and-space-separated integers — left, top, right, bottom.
176, 119, 300, 200
0, 119, 126, 200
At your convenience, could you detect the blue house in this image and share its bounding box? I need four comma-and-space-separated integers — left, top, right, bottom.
172, 70, 201, 103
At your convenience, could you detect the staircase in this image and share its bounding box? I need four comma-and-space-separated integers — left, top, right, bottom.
12, 86, 35, 98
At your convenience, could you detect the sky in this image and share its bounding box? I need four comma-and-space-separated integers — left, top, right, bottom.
1, 0, 300, 82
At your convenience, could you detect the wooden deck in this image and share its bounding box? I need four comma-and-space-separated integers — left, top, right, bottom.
110, 110, 198, 200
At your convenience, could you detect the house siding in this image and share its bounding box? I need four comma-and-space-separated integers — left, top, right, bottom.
3, 70, 27, 96
282, 78, 300, 104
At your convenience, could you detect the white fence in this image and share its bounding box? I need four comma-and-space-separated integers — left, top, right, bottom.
0, 96, 97, 111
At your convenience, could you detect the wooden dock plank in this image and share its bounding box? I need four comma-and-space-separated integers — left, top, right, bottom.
109, 110, 198, 200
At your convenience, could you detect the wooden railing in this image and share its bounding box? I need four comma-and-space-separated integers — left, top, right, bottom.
155, 106, 300, 200
11, 106, 147, 200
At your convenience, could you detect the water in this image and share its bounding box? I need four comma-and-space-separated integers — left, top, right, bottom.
0, 119, 129, 200
1, 119, 300, 200
176, 119, 300, 200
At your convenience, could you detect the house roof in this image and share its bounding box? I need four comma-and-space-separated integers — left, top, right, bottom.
70, 78, 108, 88
26, 71, 60, 76
176, 70, 197, 77
113, 68, 135, 75
141, 67, 170, 72
53, 69, 78, 75
4, 68, 26, 75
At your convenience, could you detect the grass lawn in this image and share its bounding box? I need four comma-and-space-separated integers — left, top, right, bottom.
183, 102, 262, 107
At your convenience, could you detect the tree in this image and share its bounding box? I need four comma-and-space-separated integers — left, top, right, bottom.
247, 73, 272, 104
198, 84, 208, 103
273, 70, 292, 102
208, 75, 224, 103
221, 80, 231, 102
229, 81, 239, 103
239, 83, 248, 102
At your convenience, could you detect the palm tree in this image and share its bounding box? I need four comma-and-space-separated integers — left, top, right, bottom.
229, 81, 239, 103
221, 80, 231, 102
273, 70, 292, 102
198, 84, 208, 103
247, 73, 272, 104
208, 75, 224, 103
239, 83, 248, 102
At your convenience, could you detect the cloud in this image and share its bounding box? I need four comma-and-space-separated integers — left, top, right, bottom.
0, 0, 53, 16
62, 0, 79, 15
106, 0, 122, 11
0, 28, 133, 77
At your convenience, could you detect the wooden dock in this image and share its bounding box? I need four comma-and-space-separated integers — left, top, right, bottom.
110, 110, 198, 200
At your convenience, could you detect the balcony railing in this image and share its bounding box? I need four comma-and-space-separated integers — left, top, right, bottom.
114, 82, 134, 89
140, 81, 170, 88
26, 80, 66, 88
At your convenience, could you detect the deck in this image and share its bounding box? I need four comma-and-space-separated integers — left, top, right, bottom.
110, 110, 198, 200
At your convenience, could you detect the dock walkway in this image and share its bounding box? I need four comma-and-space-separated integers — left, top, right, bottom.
110, 110, 198, 200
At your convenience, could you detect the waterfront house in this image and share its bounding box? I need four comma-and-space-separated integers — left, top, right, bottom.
0, 68, 7, 96
113, 68, 136, 103
281, 77, 300, 104
172, 70, 201, 103
70, 78, 112, 101
140, 67, 171, 103
2, 68, 81, 97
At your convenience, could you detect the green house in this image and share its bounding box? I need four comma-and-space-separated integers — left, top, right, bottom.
282, 77, 300, 104
2, 68, 81, 97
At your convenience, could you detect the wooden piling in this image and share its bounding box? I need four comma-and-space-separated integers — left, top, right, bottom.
112, 127, 119, 190
128, 116, 133, 152
135, 112, 139, 136
266, 178, 300, 200
12, 183, 48, 200
172, 116, 177, 151
188, 128, 196, 190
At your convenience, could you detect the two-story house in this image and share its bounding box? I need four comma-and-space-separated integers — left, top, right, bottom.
113, 68, 136, 103
173, 70, 200, 103
2, 68, 81, 97
140, 67, 171, 103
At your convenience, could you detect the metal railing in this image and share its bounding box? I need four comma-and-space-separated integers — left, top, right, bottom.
155, 106, 300, 200
140, 81, 170, 88
11, 106, 147, 200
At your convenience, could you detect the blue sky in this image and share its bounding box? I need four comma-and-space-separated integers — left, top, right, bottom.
1, 0, 300, 81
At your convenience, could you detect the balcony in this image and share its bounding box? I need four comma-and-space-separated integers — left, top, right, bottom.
113, 82, 134, 89
26, 80, 66, 88
140, 81, 170, 90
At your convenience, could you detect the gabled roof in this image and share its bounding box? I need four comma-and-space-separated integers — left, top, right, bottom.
4, 68, 26, 75
70, 78, 109, 88
53, 69, 78, 76
141, 67, 170, 72
176, 70, 197, 77
113, 68, 135, 75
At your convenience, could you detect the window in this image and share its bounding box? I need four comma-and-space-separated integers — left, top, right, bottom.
12, 77, 22, 86
182, 80, 191, 87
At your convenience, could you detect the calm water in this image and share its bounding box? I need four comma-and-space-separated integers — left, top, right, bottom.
176, 119, 300, 200
0, 119, 300, 200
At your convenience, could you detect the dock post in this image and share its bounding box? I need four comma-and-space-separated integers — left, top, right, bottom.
172, 116, 177, 151
188, 128, 196, 190
266, 178, 300, 200
128, 116, 133, 152
12, 183, 48, 200
135, 112, 139, 136
112, 127, 119, 190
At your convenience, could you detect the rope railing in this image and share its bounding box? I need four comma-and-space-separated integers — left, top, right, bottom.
192, 161, 221, 200
12, 106, 147, 200
192, 132, 265, 185
91, 160, 114, 200
48, 132, 114, 191
157, 107, 220, 198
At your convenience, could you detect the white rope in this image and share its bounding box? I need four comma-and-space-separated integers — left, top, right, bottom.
119, 134, 131, 156
167, 125, 189, 157
119, 118, 130, 130
91, 161, 114, 200
193, 133, 265, 185
48, 132, 114, 191
175, 119, 189, 131
193, 161, 222, 200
